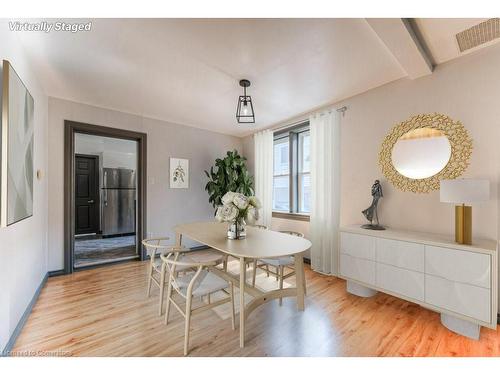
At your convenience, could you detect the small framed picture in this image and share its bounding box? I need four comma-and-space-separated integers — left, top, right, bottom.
170, 158, 189, 189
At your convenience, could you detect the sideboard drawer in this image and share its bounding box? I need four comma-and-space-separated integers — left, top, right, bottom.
340, 232, 376, 260
425, 275, 491, 323
376, 238, 424, 272
340, 254, 376, 285
376, 263, 424, 302
425, 245, 490, 289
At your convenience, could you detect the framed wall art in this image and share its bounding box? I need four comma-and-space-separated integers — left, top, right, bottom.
1, 60, 35, 227
169, 158, 189, 189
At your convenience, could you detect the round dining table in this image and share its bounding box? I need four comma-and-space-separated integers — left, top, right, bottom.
174, 221, 312, 348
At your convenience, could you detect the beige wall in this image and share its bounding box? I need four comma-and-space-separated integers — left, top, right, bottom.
48, 98, 243, 271
0, 22, 49, 352
242, 44, 500, 308
339, 45, 499, 239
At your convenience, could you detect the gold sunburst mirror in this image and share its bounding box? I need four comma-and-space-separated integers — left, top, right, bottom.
379, 113, 473, 193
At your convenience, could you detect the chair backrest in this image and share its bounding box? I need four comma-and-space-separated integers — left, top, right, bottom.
142, 237, 190, 263
160, 252, 219, 296
253, 224, 269, 230
279, 230, 304, 238
142, 237, 171, 258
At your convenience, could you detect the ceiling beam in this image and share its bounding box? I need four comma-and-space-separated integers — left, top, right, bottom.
366, 18, 433, 79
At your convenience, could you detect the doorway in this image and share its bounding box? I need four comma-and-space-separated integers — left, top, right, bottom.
64, 121, 147, 273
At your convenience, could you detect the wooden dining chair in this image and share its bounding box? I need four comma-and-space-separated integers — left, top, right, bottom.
222, 224, 269, 273
142, 237, 192, 315
252, 230, 306, 305
161, 251, 236, 356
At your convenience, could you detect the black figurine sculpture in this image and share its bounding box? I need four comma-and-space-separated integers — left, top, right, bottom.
361, 180, 385, 230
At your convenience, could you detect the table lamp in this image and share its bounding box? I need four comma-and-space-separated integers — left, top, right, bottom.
440, 179, 490, 245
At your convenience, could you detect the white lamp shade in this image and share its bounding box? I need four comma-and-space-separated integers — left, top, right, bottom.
440, 179, 490, 204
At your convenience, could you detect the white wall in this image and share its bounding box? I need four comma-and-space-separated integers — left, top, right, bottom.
0, 22, 49, 352
48, 98, 243, 271
242, 44, 500, 310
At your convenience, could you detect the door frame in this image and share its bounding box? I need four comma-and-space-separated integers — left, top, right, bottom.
74, 154, 100, 236
64, 120, 147, 274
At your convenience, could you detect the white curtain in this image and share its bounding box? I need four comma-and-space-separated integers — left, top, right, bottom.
254, 129, 274, 228
310, 110, 341, 275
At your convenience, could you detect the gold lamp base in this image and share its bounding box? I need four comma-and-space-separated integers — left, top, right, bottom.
455, 204, 472, 245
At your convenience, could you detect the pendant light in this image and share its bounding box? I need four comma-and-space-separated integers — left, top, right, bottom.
236, 79, 255, 123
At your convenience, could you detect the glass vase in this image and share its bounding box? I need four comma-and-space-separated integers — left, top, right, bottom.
227, 219, 246, 240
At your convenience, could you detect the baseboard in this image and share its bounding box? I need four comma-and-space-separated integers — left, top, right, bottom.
1, 272, 48, 357
48, 269, 65, 277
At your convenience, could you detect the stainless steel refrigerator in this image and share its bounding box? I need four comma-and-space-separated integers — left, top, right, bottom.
101, 168, 136, 237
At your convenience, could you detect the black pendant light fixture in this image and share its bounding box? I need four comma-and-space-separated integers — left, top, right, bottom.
236, 79, 255, 124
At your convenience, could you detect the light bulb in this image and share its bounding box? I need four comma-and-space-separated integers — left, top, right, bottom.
241, 102, 249, 115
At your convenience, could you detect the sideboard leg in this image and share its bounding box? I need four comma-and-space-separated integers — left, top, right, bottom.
346, 280, 377, 298
440, 313, 480, 340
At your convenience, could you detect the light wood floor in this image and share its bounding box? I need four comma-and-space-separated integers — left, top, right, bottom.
12, 260, 500, 356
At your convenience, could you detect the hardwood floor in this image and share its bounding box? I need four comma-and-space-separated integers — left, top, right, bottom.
12, 260, 500, 356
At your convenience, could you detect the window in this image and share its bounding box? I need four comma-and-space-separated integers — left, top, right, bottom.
272, 122, 311, 216
272, 137, 290, 211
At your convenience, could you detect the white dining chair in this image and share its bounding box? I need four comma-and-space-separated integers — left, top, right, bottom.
161, 251, 235, 356
142, 237, 193, 315
252, 230, 306, 305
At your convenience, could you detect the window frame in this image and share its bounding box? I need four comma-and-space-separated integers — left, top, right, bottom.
272, 121, 310, 221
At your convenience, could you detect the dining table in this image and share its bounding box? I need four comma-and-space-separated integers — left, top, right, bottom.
174, 221, 312, 348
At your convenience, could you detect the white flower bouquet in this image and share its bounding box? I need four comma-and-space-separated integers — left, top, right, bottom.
215, 192, 261, 239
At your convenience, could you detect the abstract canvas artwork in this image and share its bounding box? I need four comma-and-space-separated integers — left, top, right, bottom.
1, 60, 34, 226
169, 158, 189, 189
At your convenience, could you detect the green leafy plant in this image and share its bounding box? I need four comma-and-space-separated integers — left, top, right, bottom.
204, 150, 254, 210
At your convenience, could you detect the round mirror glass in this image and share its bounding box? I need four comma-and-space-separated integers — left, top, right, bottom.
391, 128, 451, 179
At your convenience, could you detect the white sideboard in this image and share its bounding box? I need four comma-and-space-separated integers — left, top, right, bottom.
339, 225, 498, 339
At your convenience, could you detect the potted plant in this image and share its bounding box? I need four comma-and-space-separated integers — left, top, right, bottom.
215, 192, 261, 239
204, 150, 254, 210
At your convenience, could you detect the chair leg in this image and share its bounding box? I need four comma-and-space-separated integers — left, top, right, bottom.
146, 264, 153, 297
266, 264, 269, 277
252, 260, 257, 287
164, 280, 173, 325
158, 263, 167, 316
279, 266, 284, 306
207, 292, 211, 304
276, 266, 279, 281
230, 282, 236, 330
184, 293, 193, 356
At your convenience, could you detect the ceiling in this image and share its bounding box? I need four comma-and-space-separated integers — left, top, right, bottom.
413, 18, 497, 64
13, 18, 499, 137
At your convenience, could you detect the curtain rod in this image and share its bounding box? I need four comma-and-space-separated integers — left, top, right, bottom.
270, 106, 348, 133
